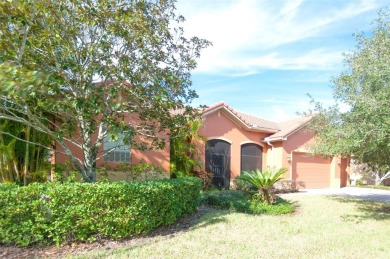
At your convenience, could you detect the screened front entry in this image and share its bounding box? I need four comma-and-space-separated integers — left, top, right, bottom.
241, 143, 263, 173
205, 139, 231, 188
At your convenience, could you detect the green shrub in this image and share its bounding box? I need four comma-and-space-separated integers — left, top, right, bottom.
236, 167, 288, 204
0, 177, 201, 246
122, 161, 167, 181
202, 190, 294, 215
356, 179, 365, 186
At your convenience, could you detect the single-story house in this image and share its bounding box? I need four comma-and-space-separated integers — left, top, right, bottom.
197, 101, 349, 189
54, 101, 349, 188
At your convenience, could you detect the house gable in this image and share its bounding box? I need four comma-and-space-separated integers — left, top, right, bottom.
199, 107, 271, 178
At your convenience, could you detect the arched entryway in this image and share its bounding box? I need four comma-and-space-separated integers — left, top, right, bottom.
205, 139, 231, 188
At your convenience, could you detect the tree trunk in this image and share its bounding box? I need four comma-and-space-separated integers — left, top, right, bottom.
376, 171, 390, 185
0, 133, 5, 182
13, 157, 20, 183
23, 126, 31, 186
260, 188, 271, 204
82, 146, 98, 182
30, 129, 36, 173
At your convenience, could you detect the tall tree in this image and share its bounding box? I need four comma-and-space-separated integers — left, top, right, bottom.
0, 0, 210, 182
307, 9, 390, 184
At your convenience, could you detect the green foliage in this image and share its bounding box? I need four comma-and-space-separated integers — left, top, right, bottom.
0, 120, 51, 185
0, 177, 201, 246
170, 119, 204, 178
0, 0, 210, 182
307, 9, 390, 184
202, 190, 294, 215
237, 167, 287, 204
356, 179, 365, 186
194, 170, 213, 190
351, 184, 390, 191
54, 161, 168, 182
123, 161, 167, 181
54, 162, 78, 183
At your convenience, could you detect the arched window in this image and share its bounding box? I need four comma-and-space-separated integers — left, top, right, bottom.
205, 139, 231, 188
241, 143, 263, 173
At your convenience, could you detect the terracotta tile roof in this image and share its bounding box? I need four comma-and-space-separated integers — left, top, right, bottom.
203, 101, 280, 132
265, 115, 313, 141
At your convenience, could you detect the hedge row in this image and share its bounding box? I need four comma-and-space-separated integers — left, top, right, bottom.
0, 177, 201, 246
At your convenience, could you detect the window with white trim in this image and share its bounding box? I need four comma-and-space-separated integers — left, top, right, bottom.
103, 133, 130, 162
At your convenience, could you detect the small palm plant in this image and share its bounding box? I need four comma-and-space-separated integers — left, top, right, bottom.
237, 167, 287, 204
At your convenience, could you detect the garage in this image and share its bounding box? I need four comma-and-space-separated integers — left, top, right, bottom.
292, 152, 331, 188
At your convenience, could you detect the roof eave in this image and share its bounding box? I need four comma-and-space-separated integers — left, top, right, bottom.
263, 136, 287, 142
248, 126, 279, 134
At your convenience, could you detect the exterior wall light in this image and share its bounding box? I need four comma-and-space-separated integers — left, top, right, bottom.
287, 155, 292, 163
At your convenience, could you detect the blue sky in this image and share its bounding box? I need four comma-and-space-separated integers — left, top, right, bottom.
176, 0, 390, 121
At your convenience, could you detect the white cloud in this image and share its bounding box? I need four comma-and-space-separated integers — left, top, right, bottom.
280, 0, 304, 16
177, 0, 381, 75
194, 48, 344, 76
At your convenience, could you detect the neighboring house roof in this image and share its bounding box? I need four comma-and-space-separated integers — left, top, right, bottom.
202, 101, 280, 133
264, 115, 313, 142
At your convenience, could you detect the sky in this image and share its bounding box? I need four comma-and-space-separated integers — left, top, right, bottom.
175, 0, 390, 122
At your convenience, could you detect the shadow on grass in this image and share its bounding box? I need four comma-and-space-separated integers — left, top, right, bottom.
190, 209, 230, 230
1, 206, 231, 259
141, 206, 230, 240
329, 196, 390, 222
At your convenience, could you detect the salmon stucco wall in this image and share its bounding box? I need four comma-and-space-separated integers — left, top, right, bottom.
55, 138, 170, 173
275, 126, 348, 188
266, 142, 284, 169
198, 110, 269, 179
329, 156, 349, 188
263, 127, 316, 180
54, 117, 171, 178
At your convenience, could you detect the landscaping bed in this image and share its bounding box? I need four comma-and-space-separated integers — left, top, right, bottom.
201, 190, 294, 215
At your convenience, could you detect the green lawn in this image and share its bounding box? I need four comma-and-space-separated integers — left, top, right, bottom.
72, 194, 390, 258
352, 185, 390, 191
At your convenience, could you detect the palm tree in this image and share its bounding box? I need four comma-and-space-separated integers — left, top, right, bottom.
170, 119, 204, 178
237, 167, 287, 204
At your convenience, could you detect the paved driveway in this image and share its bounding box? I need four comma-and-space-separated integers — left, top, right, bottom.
280, 187, 390, 203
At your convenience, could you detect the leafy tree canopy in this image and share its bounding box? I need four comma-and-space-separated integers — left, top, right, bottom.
307, 9, 390, 184
0, 0, 210, 182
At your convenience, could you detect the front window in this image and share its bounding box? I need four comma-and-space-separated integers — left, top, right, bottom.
103, 133, 130, 162
241, 143, 263, 173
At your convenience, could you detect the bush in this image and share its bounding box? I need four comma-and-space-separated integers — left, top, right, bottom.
193, 171, 213, 190
202, 190, 294, 215
55, 161, 168, 183
0, 177, 201, 246
356, 179, 365, 186
273, 180, 304, 193
236, 167, 287, 204
114, 162, 168, 181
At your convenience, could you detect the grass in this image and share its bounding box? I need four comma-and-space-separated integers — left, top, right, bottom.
352, 185, 390, 191
71, 194, 390, 258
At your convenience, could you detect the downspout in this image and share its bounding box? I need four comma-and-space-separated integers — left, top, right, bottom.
267, 141, 274, 167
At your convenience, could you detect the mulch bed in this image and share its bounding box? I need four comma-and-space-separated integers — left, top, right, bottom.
0, 206, 215, 259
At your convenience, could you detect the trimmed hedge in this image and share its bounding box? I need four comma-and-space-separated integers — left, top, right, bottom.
0, 177, 201, 246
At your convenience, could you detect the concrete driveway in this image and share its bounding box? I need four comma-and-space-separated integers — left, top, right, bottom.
280, 187, 390, 203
